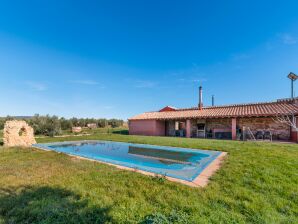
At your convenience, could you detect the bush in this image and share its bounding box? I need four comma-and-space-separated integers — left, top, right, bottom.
108, 119, 124, 128
0, 116, 14, 129
0, 118, 5, 130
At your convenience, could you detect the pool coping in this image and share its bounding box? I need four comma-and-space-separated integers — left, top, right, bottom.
32, 140, 227, 187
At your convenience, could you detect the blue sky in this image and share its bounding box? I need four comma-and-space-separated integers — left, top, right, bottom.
1, 0, 298, 119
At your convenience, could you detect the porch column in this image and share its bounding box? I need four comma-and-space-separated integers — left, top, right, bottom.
290, 116, 298, 142
232, 118, 237, 140
186, 119, 191, 138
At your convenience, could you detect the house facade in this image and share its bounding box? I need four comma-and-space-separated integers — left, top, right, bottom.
129, 87, 298, 142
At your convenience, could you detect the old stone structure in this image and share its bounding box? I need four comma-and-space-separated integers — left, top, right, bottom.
87, 123, 97, 129
72, 126, 82, 133
3, 120, 36, 147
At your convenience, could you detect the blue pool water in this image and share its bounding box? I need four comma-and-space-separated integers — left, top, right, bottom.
34, 141, 221, 181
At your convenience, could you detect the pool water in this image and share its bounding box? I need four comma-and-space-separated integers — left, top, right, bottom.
34, 141, 222, 181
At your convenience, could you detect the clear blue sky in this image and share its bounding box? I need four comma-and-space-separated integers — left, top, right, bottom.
1, 0, 298, 120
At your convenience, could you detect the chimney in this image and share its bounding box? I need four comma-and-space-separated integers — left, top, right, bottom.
212, 95, 215, 106
198, 86, 203, 110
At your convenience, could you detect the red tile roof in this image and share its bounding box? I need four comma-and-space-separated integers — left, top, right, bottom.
129, 100, 298, 120
159, 106, 177, 112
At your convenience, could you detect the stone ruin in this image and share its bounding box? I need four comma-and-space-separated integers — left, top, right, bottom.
87, 123, 97, 129
72, 126, 82, 133
3, 120, 36, 147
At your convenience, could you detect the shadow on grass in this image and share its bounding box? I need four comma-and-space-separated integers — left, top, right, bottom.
140, 210, 190, 224
0, 186, 113, 224
111, 130, 129, 135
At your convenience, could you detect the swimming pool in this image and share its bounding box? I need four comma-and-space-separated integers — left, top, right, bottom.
34, 140, 223, 183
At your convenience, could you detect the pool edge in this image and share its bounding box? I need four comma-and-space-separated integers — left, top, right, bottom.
192, 151, 227, 187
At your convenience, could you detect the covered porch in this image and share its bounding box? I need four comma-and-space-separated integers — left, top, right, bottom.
165, 118, 238, 140
165, 117, 291, 141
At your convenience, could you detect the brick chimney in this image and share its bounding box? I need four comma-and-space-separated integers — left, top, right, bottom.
198, 86, 203, 110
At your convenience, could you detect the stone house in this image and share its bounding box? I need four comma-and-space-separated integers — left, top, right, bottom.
87, 123, 97, 129
129, 87, 298, 142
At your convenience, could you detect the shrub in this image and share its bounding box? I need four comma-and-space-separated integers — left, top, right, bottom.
0, 116, 14, 129
108, 119, 124, 128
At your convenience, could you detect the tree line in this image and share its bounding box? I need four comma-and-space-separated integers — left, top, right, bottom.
0, 115, 124, 137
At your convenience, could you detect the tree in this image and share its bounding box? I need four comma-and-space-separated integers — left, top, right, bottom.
97, 119, 107, 128
108, 119, 123, 128
60, 117, 72, 130
272, 113, 298, 131
28, 114, 62, 137
1, 114, 125, 137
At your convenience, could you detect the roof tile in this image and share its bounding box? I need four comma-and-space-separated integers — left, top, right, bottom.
129, 101, 298, 120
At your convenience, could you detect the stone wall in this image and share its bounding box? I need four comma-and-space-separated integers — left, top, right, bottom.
238, 117, 290, 140
87, 123, 97, 129
205, 118, 232, 131
165, 120, 176, 136
3, 120, 36, 147
72, 127, 82, 133
190, 120, 199, 137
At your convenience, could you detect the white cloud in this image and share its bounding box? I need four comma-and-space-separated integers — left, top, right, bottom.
177, 77, 207, 83
26, 81, 47, 91
70, 80, 105, 88
71, 80, 99, 85
281, 33, 297, 45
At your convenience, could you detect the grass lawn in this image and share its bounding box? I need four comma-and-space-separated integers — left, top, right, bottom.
0, 133, 297, 223
58, 127, 129, 136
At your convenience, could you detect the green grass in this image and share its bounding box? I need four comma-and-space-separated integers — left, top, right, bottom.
0, 133, 297, 223
33, 127, 129, 138
59, 127, 128, 136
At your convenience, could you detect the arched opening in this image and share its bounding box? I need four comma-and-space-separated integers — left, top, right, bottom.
18, 127, 27, 137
